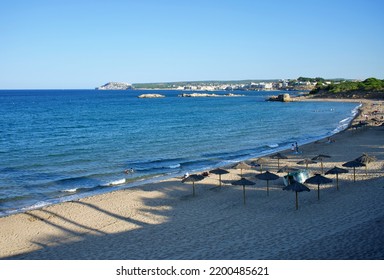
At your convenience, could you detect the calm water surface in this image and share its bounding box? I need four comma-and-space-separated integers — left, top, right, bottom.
0, 89, 359, 216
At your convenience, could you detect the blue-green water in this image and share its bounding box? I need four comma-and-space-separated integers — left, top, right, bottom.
0, 90, 359, 216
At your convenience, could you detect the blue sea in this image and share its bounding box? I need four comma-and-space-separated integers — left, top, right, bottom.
0, 89, 359, 216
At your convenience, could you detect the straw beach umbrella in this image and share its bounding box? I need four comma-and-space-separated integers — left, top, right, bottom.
255, 171, 279, 196
354, 153, 376, 175
305, 174, 332, 200
232, 161, 252, 176
251, 158, 268, 173
325, 166, 349, 191
355, 153, 375, 164
182, 174, 205, 196
342, 160, 365, 182
296, 158, 317, 169
231, 178, 255, 205
209, 168, 229, 187
283, 181, 310, 210
270, 153, 288, 169
312, 154, 331, 174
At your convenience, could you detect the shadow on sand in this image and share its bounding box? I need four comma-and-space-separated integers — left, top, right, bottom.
3, 127, 384, 260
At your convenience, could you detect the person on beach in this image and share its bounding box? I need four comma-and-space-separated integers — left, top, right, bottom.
124, 168, 134, 174
291, 144, 295, 152
295, 142, 299, 153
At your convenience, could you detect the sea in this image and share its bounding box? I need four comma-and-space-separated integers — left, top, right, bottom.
0, 89, 360, 217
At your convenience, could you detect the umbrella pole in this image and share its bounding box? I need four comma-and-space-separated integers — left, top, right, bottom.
219, 174, 222, 187
336, 174, 339, 191
321, 161, 324, 174
192, 182, 195, 196
260, 164, 263, 173
353, 167, 356, 182
365, 165, 367, 176
317, 184, 320, 200
295, 191, 298, 210
243, 185, 246, 205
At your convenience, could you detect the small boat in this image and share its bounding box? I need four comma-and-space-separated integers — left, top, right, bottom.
283, 170, 310, 186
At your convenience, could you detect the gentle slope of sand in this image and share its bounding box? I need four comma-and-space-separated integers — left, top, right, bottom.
1, 99, 383, 260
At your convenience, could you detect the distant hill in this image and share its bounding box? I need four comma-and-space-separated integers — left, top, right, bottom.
96, 82, 132, 90
309, 78, 384, 99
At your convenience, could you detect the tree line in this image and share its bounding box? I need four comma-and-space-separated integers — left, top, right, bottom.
310, 78, 384, 98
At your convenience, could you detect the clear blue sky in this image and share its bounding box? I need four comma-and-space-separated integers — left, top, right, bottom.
1, 0, 383, 89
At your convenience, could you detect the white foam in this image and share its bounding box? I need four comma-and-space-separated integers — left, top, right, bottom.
20, 201, 52, 212
267, 144, 279, 148
333, 104, 361, 134
62, 188, 79, 193
168, 164, 181, 169
107, 178, 126, 186
339, 117, 350, 124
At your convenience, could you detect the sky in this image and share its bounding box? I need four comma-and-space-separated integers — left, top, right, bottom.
1, 0, 383, 89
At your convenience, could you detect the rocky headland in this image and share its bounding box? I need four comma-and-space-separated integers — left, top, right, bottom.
267, 93, 294, 102
96, 82, 133, 90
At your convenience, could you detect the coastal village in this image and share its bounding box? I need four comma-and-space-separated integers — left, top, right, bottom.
96, 78, 342, 92
96, 78, 383, 101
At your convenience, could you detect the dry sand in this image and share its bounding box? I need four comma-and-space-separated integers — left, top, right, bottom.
1, 99, 384, 260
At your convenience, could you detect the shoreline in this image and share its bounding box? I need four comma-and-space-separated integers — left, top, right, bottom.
0, 98, 361, 218
1, 99, 383, 259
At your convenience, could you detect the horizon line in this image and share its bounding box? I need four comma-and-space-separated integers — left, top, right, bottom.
1, 76, 372, 90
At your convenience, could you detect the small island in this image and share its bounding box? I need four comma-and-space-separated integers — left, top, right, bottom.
96, 82, 133, 90
137, 94, 165, 98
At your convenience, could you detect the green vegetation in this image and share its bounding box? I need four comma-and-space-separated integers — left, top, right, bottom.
298, 77, 326, 83
310, 78, 384, 99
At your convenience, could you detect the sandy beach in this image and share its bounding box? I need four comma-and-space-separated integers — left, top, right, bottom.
1, 99, 383, 260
